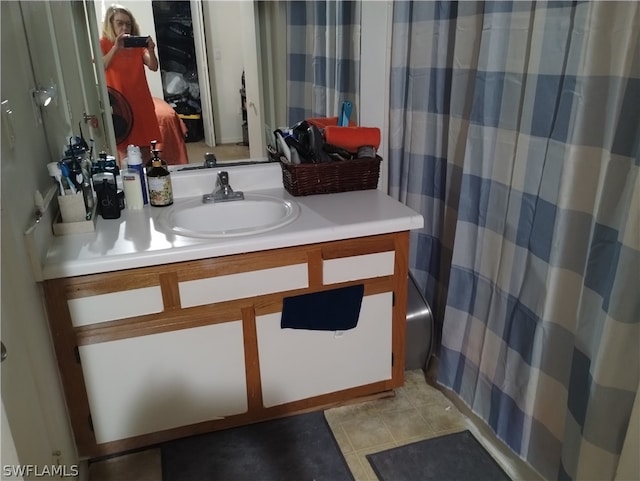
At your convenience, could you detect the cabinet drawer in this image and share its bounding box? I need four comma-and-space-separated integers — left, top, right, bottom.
256, 292, 393, 407
78, 321, 247, 444
179, 263, 308, 307
68, 287, 164, 327
323, 251, 395, 285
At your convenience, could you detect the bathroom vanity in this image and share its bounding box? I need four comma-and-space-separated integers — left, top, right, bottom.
38, 163, 423, 458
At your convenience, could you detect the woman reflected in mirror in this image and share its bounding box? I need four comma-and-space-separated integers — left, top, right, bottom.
100, 4, 161, 164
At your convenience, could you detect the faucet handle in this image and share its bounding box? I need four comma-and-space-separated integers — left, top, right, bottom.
217, 171, 229, 186
204, 152, 217, 168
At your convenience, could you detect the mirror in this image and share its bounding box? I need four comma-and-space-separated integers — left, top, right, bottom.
80, 1, 389, 168
6, 0, 389, 203
90, 0, 287, 164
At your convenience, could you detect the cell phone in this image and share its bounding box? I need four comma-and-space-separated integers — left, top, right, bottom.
123, 36, 148, 48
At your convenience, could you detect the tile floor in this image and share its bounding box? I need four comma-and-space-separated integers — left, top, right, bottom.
325, 369, 467, 481
87, 369, 467, 481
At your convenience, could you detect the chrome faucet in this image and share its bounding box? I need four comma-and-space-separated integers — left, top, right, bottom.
203, 171, 244, 203
203, 152, 217, 168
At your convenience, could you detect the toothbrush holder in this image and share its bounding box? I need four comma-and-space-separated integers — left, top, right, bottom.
58, 193, 87, 223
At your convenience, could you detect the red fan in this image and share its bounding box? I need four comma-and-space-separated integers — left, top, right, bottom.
108, 87, 133, 144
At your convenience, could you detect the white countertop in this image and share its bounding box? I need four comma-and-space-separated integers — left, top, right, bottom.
41, 163, 424, 280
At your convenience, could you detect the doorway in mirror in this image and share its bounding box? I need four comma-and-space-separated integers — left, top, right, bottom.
152, 1, 205, 144
185, 141, 250, 165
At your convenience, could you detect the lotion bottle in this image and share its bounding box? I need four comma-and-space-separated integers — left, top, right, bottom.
122, 168, 144, 210
125, 144, 148, 204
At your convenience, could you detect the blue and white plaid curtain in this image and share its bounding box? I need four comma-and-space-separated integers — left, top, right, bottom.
286, 1, 361, 124
389, 2, 639, 480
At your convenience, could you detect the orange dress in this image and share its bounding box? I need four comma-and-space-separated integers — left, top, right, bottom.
100, 38, 161, 149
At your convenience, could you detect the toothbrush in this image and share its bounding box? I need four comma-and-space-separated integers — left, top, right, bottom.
58, 161, 77, 195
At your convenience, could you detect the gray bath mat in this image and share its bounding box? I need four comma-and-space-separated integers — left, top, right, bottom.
161, 411, 354, 481
366, 430, 511, 481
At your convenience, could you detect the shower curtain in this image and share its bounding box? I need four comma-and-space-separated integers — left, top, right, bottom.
389, 2, 639, 480
286, 0, 361, 124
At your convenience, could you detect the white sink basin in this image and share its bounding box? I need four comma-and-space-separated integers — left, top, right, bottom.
157, 193, 300, 238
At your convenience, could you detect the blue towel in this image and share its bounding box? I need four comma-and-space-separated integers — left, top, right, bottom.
281, 284, 364, 331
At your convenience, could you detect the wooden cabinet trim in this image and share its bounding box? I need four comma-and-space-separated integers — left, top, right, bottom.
75, 302, 244, 345
55, 233, 402, 301
76, 381, 394, 459
241, 306, 263, 412
74, 277, 395, 345
321, 235, 396, 260
42, 280, 97, 450
174, 248, 310, 282
391, 231, 409, 384
159, 271, 181, 310
307, 248, 323, 289
56, 271, 161, 300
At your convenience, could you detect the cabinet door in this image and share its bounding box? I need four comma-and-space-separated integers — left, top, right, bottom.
256, 292, 393, 408
78, 321, 247, 444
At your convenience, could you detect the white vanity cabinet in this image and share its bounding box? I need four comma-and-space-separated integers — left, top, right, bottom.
78, 321, 247, 444
42, 232, 409, 458
257, 292, 393, 407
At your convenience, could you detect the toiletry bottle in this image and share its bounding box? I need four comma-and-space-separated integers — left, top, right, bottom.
147, 149, 173, 207
125, 144, 148, 204
81, 173, 95, 215
93, 151, 108, 176
94, 172, 121, 219
145, 140, 167, 173
122, 168, 144, 210
106, 155, 120, 181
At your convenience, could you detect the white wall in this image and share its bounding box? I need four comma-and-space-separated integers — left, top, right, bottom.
203, 1, 245, 144
360, 1, 392, 193
1, 1, 78, 470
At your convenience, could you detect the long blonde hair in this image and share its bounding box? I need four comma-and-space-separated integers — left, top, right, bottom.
101, 4, 141, 41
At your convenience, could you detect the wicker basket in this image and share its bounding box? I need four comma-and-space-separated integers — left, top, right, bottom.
278, 156, 382, 196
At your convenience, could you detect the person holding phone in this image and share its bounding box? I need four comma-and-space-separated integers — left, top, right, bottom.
100, 4, 161, 162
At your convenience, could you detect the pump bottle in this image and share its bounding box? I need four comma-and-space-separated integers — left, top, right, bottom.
145, 140, 168, 173
147, 149, 173, 207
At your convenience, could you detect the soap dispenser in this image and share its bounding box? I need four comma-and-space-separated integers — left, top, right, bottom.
147, 149, 173, 207
145, 140, 167, 173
